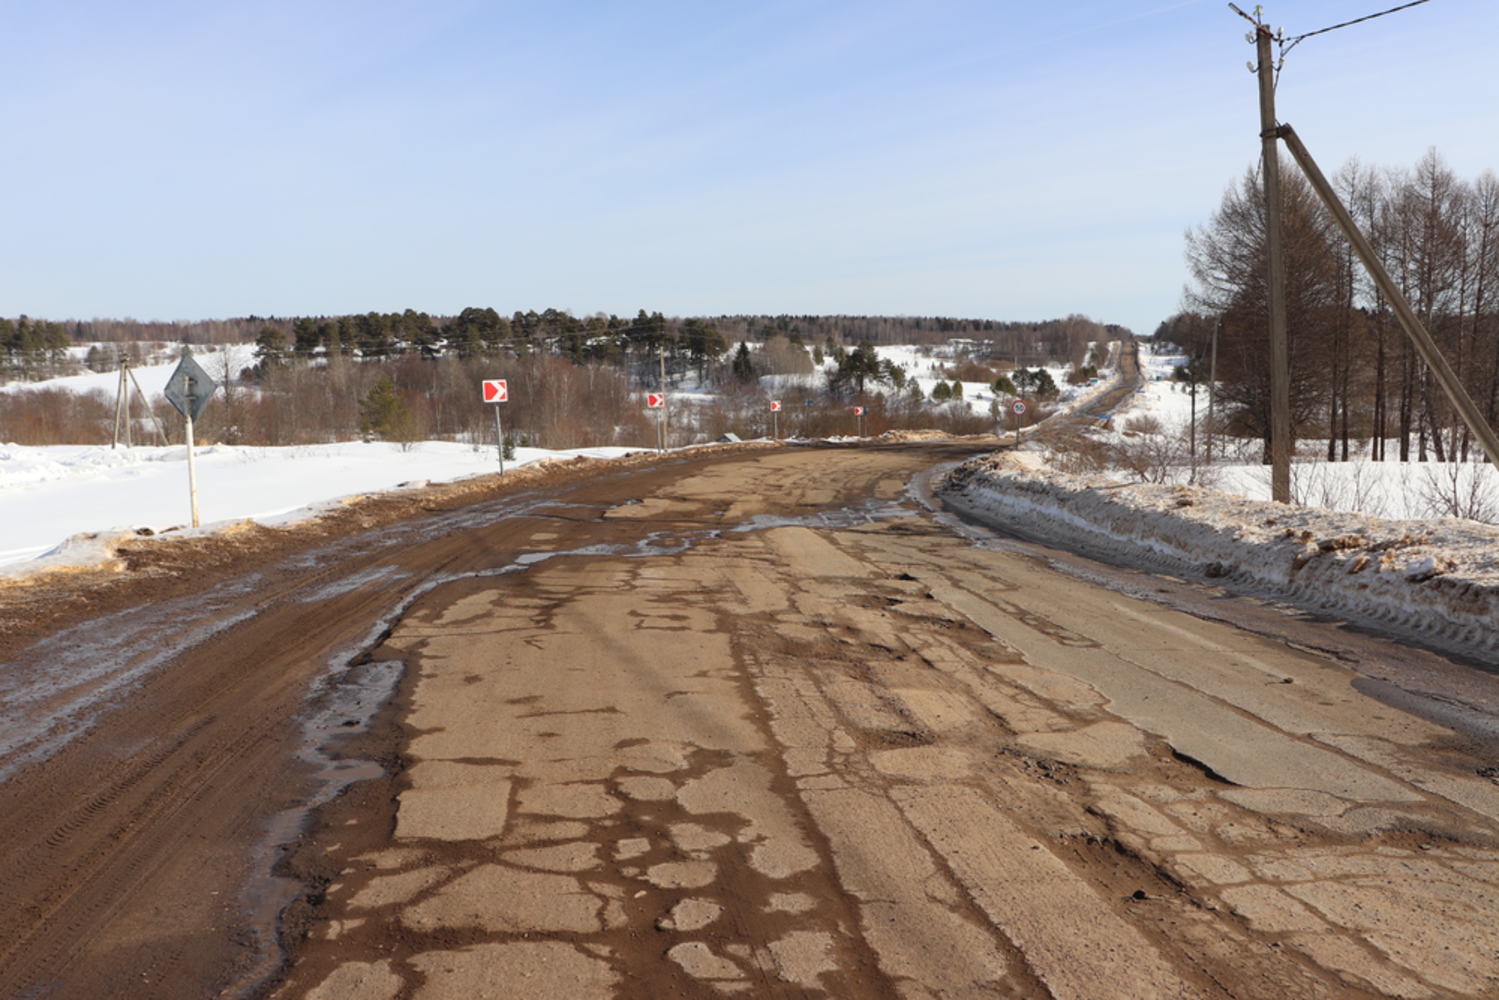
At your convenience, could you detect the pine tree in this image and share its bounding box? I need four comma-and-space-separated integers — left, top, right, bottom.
359, 375, 412, 442
732, 341, 757, 383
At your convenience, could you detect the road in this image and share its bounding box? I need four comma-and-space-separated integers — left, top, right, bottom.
3, 433, 1498, 999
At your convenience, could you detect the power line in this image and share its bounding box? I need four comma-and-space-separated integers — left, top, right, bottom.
1230, 1, 1437, 87
1285, 0, 1432, 47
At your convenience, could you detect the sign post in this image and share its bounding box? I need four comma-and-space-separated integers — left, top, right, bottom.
1011, 399, 1027, 447
647, 392, 666, 453
163, 347, 217, 528
482, 379, 508, 474
770, 400, 781, 440
854, 405, 865, 438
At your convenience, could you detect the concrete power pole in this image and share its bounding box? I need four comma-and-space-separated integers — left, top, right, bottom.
1224, 1, 1499, 497
1251, 15, 1293, 503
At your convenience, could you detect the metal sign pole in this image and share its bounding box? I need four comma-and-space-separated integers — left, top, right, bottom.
493, 403, 505, 475
659, 342, 669, 451
186, 410, 200, 528
164, 348, 215, 527
481, 379, 509, 473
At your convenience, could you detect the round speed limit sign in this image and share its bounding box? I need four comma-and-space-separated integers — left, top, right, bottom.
1011, 400, 1027, 416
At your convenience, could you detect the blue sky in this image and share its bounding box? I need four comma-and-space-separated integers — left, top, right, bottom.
2, 1, 1494, 338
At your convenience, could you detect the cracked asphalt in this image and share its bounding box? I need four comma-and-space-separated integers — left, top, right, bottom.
257, 444, 1499, 1000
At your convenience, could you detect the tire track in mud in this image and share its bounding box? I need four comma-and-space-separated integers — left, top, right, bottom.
0, 477, 624, 998
0, 565, 432, 1000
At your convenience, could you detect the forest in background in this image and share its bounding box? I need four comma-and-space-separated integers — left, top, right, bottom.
1163, 148, 1499, 466
0, 312, 1118, 450
3, 311, 1113, 374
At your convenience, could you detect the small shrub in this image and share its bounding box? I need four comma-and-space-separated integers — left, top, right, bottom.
1049, 431, 1112, 474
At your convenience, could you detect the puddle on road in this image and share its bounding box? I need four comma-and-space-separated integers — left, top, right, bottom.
297, 564, 411, 603
223, 656, 398, 999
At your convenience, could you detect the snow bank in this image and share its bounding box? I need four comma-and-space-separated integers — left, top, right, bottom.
0, 440, 634, 579
940, 455, 1499, 657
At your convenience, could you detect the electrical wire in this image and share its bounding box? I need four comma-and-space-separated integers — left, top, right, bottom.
1284, 0, 1433, 47
1232, 1, 1436, 89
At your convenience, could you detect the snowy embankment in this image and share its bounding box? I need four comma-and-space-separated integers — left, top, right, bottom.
940, 455, 1499, 657
0, 441, 633, 580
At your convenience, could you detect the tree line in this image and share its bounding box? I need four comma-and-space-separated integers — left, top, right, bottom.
710, 314, 1118, 367
1, 316, 71, 380
2, 309, 1120, 386
1, 306, 1117, 449
1168, 148, 1499, 464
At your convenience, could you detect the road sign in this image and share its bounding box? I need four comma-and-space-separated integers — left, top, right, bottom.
770, 400, 781, 412
1012, 400, 1027, 416
163, 347, 215, 529
647, 393, 665, 408
482, 379, 508, 403
854, 406, 866, 416
163, 349, 215, 422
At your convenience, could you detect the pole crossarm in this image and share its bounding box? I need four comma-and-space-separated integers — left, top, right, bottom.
1276, 123, 1499, 469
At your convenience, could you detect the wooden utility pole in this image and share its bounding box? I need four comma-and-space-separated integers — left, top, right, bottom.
112, 363, 130, 449
1251, 15, 1293, 502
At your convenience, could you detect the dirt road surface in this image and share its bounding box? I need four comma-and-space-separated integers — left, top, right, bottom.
4, 439, 1499, 1000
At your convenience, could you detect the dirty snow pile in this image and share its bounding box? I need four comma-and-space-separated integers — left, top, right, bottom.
939, 456, 1499, 657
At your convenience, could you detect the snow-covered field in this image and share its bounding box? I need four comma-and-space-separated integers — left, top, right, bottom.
0, 342, 1101, 580
0, 440, 630, 576
8, 336, 1496, 666
1097, 344, 1499, 522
